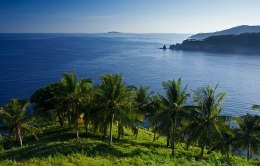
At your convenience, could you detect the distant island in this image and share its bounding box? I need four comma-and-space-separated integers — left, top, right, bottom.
190, 25, 260, 40
169, 32, 260, 54
107, 31, 122, 34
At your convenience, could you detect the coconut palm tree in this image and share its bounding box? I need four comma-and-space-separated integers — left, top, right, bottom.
147, 95, 163, 121
134, 86, 151, 115
98, 74, 134, 144
152, 78, 190, 157
146, 94, 163, 142
0, 98, 39, 147
90, 98, 110, 139
207, 129, 235, 157
83, 85, 100, 136
61, 72, 92, 142
132, 86, 152, 138
186, 85, 232, 158
234, 114, 260, 160
151, 109, 172, 145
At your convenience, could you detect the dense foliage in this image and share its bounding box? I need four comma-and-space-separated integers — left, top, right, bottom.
0, 72, 259, 165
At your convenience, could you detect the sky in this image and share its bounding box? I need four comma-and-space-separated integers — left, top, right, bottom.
1, 0, 260, 33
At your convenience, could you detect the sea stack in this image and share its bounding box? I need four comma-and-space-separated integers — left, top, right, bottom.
161, 45, 167, 49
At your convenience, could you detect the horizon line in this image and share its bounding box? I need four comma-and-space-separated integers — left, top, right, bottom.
0, 32, 193, 35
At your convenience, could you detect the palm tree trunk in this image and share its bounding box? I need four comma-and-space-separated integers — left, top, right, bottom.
109, 113, 114, 144
76, 120, 80, 142
136, 128, 139, 138
200, 140, 206, 158
117, 124, 121, 140
17, 127, 23, 147
85, 123, 89, 136
76, 129, 80, 142
69, 116, 73, 128
118, 124, 125, 140
247, 142, 250, 160
167, 132, 170, 147
226, 144, 230, 157
153, 130, 157, 142
102, 123, 107, 140
171, 111, 176, 157
84, 113, 89, 136
58, 114, 65, 128
200, 125, 209, 158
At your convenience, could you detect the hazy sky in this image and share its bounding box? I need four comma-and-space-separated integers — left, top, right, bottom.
1, 0, 260, 33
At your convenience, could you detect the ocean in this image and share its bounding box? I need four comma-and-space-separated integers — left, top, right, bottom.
0, 33, 260, 116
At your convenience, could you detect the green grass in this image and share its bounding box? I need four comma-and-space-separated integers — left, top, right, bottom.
0, 124, 259, 166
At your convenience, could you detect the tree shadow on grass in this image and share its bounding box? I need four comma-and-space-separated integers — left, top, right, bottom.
0, 141, 161, 162
0, 126, 172, 162
114, 138, 202, 160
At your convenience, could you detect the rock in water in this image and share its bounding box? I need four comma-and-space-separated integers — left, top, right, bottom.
163, 45, 166, 49
160, 45, 167, 49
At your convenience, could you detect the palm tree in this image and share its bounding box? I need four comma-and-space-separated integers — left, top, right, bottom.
234, 114, 260, 160
151, 109, 172, 145
89, 96, 110, 139
61, 72, 92, 142
83, 85, 100, 136
134, 86, 151, 115
98, 74, 133, 144
147, 94, 163, 124
186, 85, 232, 158
146, 94, 163, 142
0, 98, 39, 147
152, 78, 190, 157
207, 128, 235, 157
132, 86, 151, 138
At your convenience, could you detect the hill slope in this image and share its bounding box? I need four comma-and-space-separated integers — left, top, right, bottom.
0, 125, 259, 166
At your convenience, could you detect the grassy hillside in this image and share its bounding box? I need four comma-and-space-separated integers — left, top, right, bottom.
0, 124, 259, 166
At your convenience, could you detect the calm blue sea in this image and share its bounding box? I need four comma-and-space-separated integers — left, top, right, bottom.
0, 33, 259, 116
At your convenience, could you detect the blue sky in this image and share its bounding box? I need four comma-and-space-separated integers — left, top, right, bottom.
1, 0, 260, 33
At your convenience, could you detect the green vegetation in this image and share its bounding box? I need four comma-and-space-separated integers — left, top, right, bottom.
234, 114, 260, 160
185, 85, 232, 158
0, 125, 259, 166
0, 98, 39, 147
0, 73, 259, 165
151, 78, 191, 157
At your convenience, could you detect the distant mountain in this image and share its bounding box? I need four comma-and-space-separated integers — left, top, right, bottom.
190, 25, 260, 40
169, 32, 260, 54
107, 31, 122, 34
